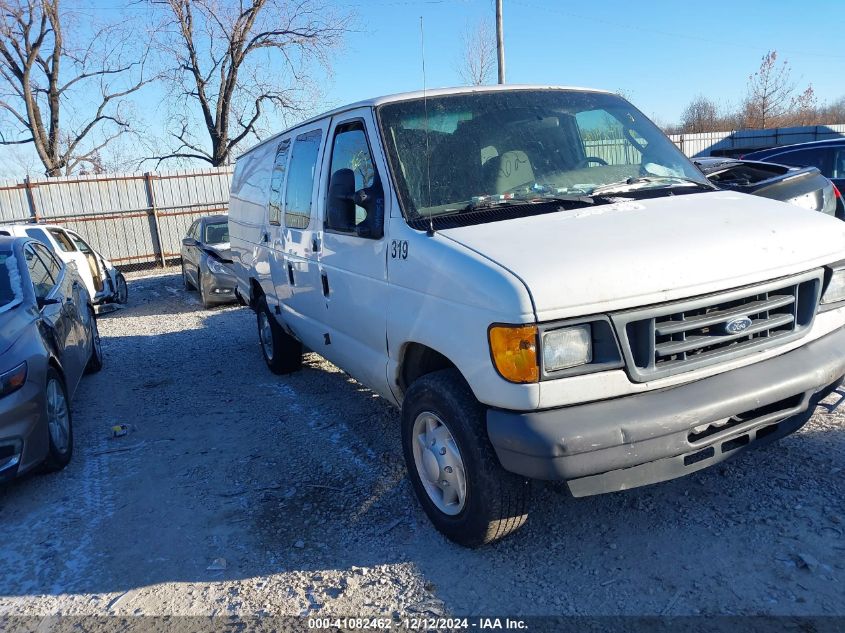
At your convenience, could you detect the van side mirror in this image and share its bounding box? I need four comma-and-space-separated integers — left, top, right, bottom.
182, 237, 197, 247
327, 168, 356, 232
327, 169, 385, 240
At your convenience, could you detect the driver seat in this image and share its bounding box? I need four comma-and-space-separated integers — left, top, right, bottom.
483, 150, 535, 194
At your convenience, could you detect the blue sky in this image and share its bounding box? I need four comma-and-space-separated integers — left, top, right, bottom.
2, 0, 843, 177
329, 0, 842, 125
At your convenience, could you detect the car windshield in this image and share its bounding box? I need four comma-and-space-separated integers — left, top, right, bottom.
377, 89, 709, 220
0, 250, 22, 311
204, 221, 229, 245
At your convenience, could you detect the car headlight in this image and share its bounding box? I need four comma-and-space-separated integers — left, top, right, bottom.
207, 257, 229, 275
0, 362, 27, 398
543, 324, 593, 371
488, 324, 539, 383
822, 267, 845, 305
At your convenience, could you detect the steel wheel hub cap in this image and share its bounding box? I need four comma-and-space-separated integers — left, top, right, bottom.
46, 379, 70, 454
411, 412, 467, 515
259, 312, 273, 360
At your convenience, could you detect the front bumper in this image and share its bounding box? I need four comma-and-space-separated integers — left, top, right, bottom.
201, 269, 238, 304
487, 326, 845, 496
0, 379, 48, 481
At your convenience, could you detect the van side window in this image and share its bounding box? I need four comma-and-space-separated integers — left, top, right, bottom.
268, 138, 291, 226
327, 121, 377, 228
285, 129, 322, 230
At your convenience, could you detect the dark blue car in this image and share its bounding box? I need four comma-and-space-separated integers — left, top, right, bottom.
744, 139, 845, 217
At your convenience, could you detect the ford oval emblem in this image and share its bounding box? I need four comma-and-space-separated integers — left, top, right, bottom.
725, 316, 753, 334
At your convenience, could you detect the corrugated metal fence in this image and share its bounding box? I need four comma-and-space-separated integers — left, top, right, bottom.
0, 167, 233, 269
1, 122, 844, 269
668, 124, 845, 158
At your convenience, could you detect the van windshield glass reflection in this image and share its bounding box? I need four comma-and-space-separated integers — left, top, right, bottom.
377, 90, 708, 220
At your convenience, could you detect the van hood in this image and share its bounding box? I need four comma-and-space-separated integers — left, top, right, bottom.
439, 191, 845, 321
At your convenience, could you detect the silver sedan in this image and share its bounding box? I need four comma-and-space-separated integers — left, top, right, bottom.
0, 236, 103, 481
180, 215, 237, 309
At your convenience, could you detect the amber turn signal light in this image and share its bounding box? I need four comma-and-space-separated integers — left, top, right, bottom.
488, 325, 539, 383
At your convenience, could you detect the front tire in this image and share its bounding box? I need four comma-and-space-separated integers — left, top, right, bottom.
114, 272, 128, 304
85, 308, 104, 373
182, 261, 194, 290
256, 294, 302, 375
198, 268, 212, 309
42, 368, 73, 473
401, 369, 530, 547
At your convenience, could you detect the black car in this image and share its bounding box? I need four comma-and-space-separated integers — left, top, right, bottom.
743, 139, 845, 217
694, 157, 838, 217
180, 214, 237, 309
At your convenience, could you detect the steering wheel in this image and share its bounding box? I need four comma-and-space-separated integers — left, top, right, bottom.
576, 156, 609, 168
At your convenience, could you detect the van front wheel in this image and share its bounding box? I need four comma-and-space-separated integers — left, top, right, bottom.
401, 369, 530, 547
256, 295, 302, 375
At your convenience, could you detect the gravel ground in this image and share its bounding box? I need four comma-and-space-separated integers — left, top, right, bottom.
0, 272, 844, 620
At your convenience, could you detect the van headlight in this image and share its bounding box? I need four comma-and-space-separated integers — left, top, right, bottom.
488, 324, 539, 383
822, 267, 845, 305
543, 325, 592, 371
489, 318, 623, 383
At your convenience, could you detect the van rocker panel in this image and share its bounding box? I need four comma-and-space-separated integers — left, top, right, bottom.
487, 326, 845, 493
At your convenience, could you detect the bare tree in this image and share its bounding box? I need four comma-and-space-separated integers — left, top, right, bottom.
820, 96, 845, 123
679, 95, 718, 133
785, 84, 817, 127
150, 0, 349, 168
742, 50, 797, 129
456, 18, 495, 86
0, 0, 154, 176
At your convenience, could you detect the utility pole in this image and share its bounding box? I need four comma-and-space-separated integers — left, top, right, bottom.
495, 0, 505, 84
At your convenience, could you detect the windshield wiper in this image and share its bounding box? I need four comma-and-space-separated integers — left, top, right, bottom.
444, 193, 595, 215
590, 175, 715, 195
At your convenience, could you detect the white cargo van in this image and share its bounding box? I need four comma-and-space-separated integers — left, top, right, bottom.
229, 85, 845, 546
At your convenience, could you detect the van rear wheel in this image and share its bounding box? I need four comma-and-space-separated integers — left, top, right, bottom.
401, 369, 530, 547
256, 295, 302, 375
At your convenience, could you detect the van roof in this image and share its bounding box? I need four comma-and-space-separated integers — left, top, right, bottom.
239, 84, 611, 159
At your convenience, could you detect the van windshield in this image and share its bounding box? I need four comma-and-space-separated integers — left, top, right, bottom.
377, 90, 710, 222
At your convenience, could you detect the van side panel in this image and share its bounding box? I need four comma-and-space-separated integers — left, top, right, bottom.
229, 142, 276, 302
384, 218, 539, 411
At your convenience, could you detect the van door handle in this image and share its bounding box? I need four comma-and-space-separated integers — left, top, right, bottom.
262, 232, 269, 243
312, 237, 321, 252
287, 262, 295, 286
321, 271, 330, 297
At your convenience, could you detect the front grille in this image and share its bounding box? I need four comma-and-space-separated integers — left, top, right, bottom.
612, 270, 823, 382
